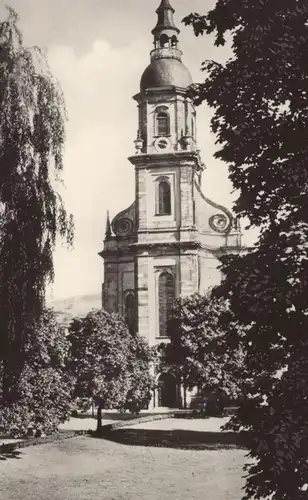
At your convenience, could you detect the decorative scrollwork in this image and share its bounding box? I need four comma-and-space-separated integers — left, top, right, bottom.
209, 213, 230, 233
112, 218, 133, 237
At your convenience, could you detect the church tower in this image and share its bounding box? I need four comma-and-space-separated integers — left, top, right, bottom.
99, 0, 241, 407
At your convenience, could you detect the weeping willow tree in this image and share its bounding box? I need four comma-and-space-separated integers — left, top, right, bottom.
0, 7, 73, 403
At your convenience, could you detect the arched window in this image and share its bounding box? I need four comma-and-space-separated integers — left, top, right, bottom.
158, 271, 175, 337
157, 179, 171, 215
157, 112, 169, 136
125, 292, 136, 335
171, 35, 178, 48
160, 34, 169, 48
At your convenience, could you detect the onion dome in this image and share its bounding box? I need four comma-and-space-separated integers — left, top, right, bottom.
140, 0, 193, 91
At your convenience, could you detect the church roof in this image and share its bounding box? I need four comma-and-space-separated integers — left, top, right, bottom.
140, 57, 193, 91
140, 0, 192, 92
152, 0, 179, 35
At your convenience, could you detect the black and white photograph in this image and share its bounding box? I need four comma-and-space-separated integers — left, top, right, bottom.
0, 1, 306, 499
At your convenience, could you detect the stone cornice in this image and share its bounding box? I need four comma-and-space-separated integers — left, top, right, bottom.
204, 245, 242, 255
99, 240, 242, 259
130, 241, 202, 251
133, 86, 190, 102
199, 230, 242, 239
137, 226, 197, 234
98, 248, 136, 259
128, 151, 204, 171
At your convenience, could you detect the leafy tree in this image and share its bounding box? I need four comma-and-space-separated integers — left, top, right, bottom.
0, 7, 73, 403
121, 335, 154, 415
160, 293, 246, 411
0, 309, 73, 437
184, 1, 308, 499
68, 310, 153, 431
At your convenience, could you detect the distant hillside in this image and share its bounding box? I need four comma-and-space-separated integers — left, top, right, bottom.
50, 293, 101, 326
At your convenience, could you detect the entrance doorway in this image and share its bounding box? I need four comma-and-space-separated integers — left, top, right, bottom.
157, 373, 177, 408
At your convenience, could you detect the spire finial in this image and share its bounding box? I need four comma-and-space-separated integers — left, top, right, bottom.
105, 210, 111, 239
157, 0, 175, 12
152, 0, 180, 37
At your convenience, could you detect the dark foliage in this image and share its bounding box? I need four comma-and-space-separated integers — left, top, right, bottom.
160, 293, 246, 409
184, 1, 308, 498
0, 309, 73, 437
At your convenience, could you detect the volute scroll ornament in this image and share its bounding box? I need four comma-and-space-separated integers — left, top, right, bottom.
209, 213, 231, 233
112, 218, 134, 237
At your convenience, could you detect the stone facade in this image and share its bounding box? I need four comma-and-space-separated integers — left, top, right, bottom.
99, 0, 241, 409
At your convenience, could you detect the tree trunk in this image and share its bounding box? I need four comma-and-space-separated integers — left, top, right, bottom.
96, 405, 102, 433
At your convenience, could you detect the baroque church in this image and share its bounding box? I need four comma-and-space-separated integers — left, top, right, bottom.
99, 0, 241, 409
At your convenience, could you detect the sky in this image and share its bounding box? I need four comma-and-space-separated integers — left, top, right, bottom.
0, 0, 255, 301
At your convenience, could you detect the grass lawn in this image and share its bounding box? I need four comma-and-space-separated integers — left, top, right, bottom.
0, 436, 247, 500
